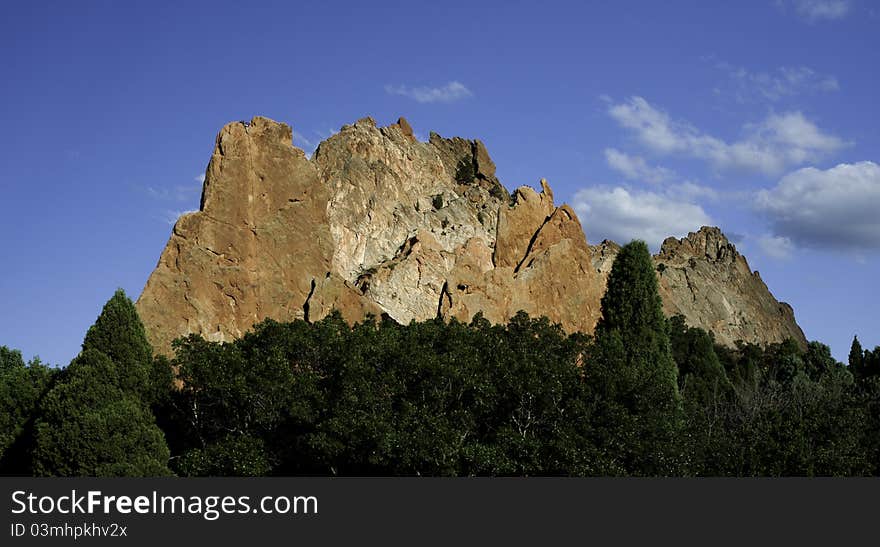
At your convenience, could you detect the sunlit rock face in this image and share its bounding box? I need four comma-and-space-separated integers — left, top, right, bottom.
137, 116, 805, 355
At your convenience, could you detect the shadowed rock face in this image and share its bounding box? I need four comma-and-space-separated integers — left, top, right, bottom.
137, 116, 806, 355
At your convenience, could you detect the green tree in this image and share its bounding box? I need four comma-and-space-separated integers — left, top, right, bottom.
586, 240, 683, 475
849, 336, 865, 377
168, 326, 300, 476
32, 290, 170, 476
667, 315, 731, 402
473, 313, 595, 476
0, 348, 56, 474
81, 288, 153, 399
32, 350, 170, 476
666, 316, 732, 475
176, 434, 271, 477
803, 341, 837, 381
699, 340, 870, 476
867, 348, 880, 381
849, 337, 880, 383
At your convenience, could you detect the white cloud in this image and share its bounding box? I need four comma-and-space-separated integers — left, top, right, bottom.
714, 62, 839, 102
604, 148, 674, 183
572, 186, 712, 249
668, 181, 721, 202
602, 144, 720, 201
608, 96, 847, 175
750, 112, 845, 157
608, 97, 685, 155
195, 173, 206, 184
780, 0, 852, 21
757, 234, 795, 259
385, 81, 473, 103
756, 161, 880, 250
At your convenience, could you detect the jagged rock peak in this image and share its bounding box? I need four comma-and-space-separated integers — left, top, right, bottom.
659, 226, 739, 264
137, 116, 806, 355
652, 226, 805, 348
391, 117, 415, 140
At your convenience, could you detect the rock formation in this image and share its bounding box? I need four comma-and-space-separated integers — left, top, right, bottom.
590, 228, 805, 348
137, 116, 806, 355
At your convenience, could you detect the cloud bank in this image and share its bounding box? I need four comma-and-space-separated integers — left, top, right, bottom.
604, 148, 674, 183
608, 96, 847, 175
572, 186, 712, 249
756, 161, 880, 251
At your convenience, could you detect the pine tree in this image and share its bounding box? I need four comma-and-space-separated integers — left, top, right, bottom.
82, 288, 153, 398
32, 350, 170, 476
596, 241, 669, 341
32, 290, 171, 476
586, 240, 683, 475
849, 336, 865, 379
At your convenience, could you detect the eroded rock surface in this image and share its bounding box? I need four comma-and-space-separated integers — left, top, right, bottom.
654, 227, 805, 347
138, 116, 806, 355
589, 228, 806, 347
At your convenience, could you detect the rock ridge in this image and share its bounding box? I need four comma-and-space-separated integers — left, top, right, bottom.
137, 116, 807, 354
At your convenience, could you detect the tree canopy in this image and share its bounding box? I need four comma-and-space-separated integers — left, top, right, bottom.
31, 290, 171, 476
3, 282, 879, 477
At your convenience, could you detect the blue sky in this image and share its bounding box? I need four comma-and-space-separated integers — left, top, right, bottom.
1, 0, 877, 364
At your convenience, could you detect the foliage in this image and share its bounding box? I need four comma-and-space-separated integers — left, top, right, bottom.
165, 312, 595, 476
586, 240, 683, 475
0, 348, 56, 474
32, 350, 170, 476
81, 288, 154, 399
4, 284, 880, 477
29, 289, 171, 476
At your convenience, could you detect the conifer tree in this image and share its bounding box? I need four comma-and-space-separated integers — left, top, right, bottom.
32, 350, 170, 476
586, 240, 682, 475
667, 315, 731, 404
81, 288, 153, 398
849, 336, 865, 379
32, 290, 171, 476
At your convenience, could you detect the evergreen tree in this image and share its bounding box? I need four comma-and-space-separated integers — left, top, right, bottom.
849, 335, 868, 381
586, 240, 683, 475
81, 288, 153, 398
0, 348, 55, 473
667, 315, 731, 402
849, 336, 864, 370
32, 350, 170, 476
31, 290, 170, 476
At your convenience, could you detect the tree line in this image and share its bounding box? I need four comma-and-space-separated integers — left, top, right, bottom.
2, 241, 879, 476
